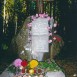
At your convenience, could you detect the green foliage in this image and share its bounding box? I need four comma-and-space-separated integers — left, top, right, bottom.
2, 43, 8, 50
68, 0, 72, 4
6, 0, 14, 11
38, 60, 62, 72
7, 65, 16, 74
14, 0, 26, 13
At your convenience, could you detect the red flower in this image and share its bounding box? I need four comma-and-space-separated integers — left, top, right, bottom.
34, 69, 37, 73
21, 60, 28, 67
56, 37, 61, 42
22, 68, 25, 73
38, 69, 42, 73
53, 36, 61, 42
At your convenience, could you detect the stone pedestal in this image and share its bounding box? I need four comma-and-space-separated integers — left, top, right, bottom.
0, 69, 14, 77
0, 69, 65, 77
45, 71, 65, 77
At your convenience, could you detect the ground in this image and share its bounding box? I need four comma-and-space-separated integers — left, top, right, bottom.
55, 58, 77, 77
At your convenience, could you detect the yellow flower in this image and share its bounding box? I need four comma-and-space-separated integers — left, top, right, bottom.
29, 69, 34, 74
29, 59, 38, 68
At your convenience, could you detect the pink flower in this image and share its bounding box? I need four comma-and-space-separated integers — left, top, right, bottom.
31, 16, 36, 20
36, 14, 39, 17
13, 58, 22, 67
39, 14, 44, 18
31, 16, 34, 19
51, 17, 53, 20
47, 26, 51, 30
27, 23, 32, 27
47, 16, 51, 21
48, 40, 52, 43
49, 33, 52, 36
45, 14, 48, 17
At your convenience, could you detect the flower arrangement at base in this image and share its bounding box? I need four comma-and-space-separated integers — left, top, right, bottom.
7, 59, 62, 77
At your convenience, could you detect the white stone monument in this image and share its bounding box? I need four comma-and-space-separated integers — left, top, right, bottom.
31, 17, 49, 61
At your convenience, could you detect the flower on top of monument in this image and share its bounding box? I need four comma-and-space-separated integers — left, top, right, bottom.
36, 14, 39, 17
53, 21, 58, 27
47, 26, 51, 30
31, 13, 50, 20
39, 13, 45, 18
29, 59, 39, 68
48, 40, 52, 43
47, 16, 51, 21
27, 23, 32, 27
49, 33, 52, 36
13, 58, 22, 67
44, 13, 48, 17
21, 60, 28, 67
54, 23, 57, 27
31, 15, 36, 20
38, 13, 49, 18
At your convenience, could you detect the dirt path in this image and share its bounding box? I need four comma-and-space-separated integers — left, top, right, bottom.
55, 59, 77, 77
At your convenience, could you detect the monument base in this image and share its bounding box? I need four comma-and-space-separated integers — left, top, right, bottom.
0, 70, 65, 77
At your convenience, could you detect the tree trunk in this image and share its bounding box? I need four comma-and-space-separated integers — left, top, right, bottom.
15, 15, 17, 35
3, 0, 6, 33
37, 0, 43, 13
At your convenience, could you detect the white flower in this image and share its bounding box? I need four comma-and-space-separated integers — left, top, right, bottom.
73, 74, 77, 77
54, 23, 57, 27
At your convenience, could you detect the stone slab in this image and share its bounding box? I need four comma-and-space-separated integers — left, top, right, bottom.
0, 69, 14, 77
0, 70, 65, 77
45, 71, 65, 77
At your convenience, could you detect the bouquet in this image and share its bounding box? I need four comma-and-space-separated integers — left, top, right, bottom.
8, 59, 62, 77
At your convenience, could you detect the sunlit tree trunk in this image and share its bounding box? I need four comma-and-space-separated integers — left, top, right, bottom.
6, 12, 8, 27
3, 0, 6, 33
15, 15, 17, 35
5, 12, 9, 35
14, 0, 17, 35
